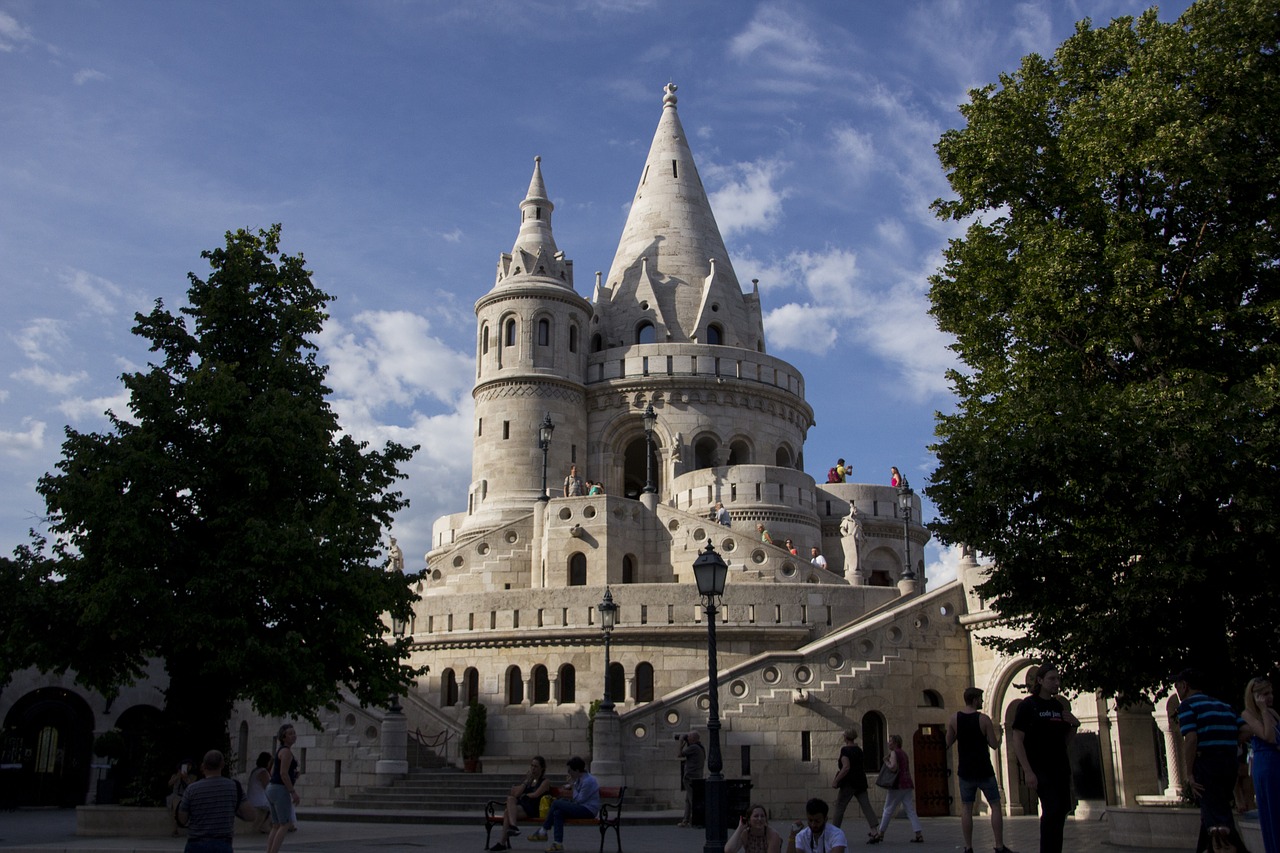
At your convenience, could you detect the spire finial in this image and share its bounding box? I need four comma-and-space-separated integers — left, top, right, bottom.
663, 81, 678, 108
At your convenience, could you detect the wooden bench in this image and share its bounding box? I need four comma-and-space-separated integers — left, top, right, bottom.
484, 785, 627, 853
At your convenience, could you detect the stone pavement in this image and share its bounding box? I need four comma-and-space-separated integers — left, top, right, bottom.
0, 808, 1197, 853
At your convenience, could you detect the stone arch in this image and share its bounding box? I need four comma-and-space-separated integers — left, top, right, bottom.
693, 434, 720, 470
607, 662, 625, 705
505, 665, 524, 705
568, 553, 587, 586
462, 667, 479, 705
726, 437, 752, 466
2, 686, 96, 806
114, 703, 165, 798
569, 323, 579, 354
775, 443, 794, 468
636, 320, 656, 344
622, 432, 664, 499
635, 662, 655, 703
864, 546, 899, 587
861, 710, 886, 771
622, 554, 637, 584
441, 668, 459, 706
531, 665, 550, 704
558, 664, 577, 704
707, 323, 724, 345
532, 311, 555, 368
591, 332, 604, 352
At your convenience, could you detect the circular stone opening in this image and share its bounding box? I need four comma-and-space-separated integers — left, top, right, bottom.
431, 569, 442, 582
669, 519, 680, 532
722, 539, 736, 552
762, 666, 780, 684
827, 653, 845, 670
859, 639, 874, 655
640, 300, 650, 311
794, 666, 813, 684
753, 550, 768, 565
583, 505, 597, 519
666, 710, 680, 726
505, 531, 518, 544
939, 602, 955, 617
558, 507, 572, 521
452, 555, 464, 568
476, 542, 490, 556
780, 562, 797, 577
915, 615, 930, 630
344, 713, 356, 729
730, 679, 748, 698
696, 694, 711, 711
693, 527, 706, 541
632, 725, 647, 739
365, 726, 378, 740
888, 626, 904, 643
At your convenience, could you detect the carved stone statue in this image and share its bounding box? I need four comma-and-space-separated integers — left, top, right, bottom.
839, 504, 866, 576
386, 537, 405, 573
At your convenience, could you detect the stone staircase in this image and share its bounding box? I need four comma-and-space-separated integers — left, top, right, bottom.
315, 768, 672, 824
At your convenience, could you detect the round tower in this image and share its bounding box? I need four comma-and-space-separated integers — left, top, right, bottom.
468, 157, 591, 527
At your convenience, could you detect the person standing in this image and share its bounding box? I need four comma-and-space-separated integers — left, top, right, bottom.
528, 756, 600, 853
1243, 677, 1279, 853
563, 465, 584, 497
947, 687, 1014, 853
712, 501, 731, 525
1011, 663, 1078, 853
836, 459, 850, 482
830, 729, 877, 835
676, 731, 706, 827
245, 752, 271, 833
756, 524, 774, 545
890, 466, 902, 487
809, 547, 828, 571
265, 724, 301, 853
787, 797, 847, 853
868, 734, 924, 844
177, 750, 255, 853
1175, 668, 1250, 853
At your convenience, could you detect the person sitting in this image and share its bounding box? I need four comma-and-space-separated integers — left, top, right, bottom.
488, 755, 552, 851
726, 803, 783, 853
528, 756, 600, 853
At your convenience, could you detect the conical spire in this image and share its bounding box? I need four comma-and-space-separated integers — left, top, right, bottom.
597, 83, 758, 347
495, 156, 572, 288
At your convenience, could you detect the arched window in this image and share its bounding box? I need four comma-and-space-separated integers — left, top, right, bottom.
608, 662, 626, 704
727, 440, 750, 466
506, 666, 524, 705
622, 554, 637, 584
481, 325, 490, 354
538, 318, 550, 346
532, 665, 550, 704
569, 325, 579, 353
569, 553, 587, 586
775, 445, 793, 468
695, 437, 717, 470
636, 321, 656, 344
504, 318, 517, 347
442, 668, 459, 706
707, 324, 723, 345
591, 333, 603, 352
463, 667, 479, 705
558, 664, 576, 703
635, 662, 654, 703
862, 712, 886, 771
922, 689, 945, 708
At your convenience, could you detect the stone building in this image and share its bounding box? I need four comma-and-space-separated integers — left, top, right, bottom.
0, 84, 1174, 820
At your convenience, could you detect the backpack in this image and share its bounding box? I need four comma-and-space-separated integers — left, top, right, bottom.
827, 467, 840, 483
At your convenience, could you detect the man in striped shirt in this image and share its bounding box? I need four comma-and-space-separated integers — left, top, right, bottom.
1174, 668, 1250, 852
178, 750, 256, 853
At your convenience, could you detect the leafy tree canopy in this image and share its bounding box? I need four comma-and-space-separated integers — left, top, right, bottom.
17, 225, 420, 753
927, 0, 1280, 701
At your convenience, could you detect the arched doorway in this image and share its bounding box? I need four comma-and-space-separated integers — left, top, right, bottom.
913, 724, 951, 816
2, 687, 95, 806
623, 436, 660, 499
112, 703, 164, 804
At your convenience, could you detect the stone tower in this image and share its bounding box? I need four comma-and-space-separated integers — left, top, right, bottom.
468, 157, 591, 528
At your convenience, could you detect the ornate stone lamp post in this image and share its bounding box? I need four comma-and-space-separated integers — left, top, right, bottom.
692, 541, 729, 853
642, 403, 657, 494
388, 615, 408, 714
598, 587, 618, 711
537, 412, 555, 501
898, 477, 915, 580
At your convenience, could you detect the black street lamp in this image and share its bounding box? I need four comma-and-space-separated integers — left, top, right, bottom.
642, 403, 658, 494
692, 541, 729, 853
898, 477, 915, 580
389, 614, 408, 714
538, 412, 555, 502
598, 588, 618, 712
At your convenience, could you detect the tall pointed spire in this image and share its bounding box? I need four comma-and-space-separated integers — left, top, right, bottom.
596, 83, 761, 349
495, 156, 572, 288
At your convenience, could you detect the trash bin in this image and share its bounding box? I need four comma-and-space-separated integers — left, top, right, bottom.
690, 778, 754, 830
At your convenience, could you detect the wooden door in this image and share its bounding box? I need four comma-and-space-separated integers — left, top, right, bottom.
913, 724, 951, 816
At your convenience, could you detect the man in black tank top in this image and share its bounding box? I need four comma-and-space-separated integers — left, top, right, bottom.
946, 687, 1015, 853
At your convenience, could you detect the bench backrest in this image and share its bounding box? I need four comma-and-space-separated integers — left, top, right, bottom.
547, 785, 626, 802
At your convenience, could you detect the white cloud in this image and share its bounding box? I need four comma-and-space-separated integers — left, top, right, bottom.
441, 228, 463, 243
728, 5, 828, 78
58, 390, 131, 423
12, 319, 68, 362
831, 126, 876, 182
73, 68, 106, 85
707, 159, 789, 236
0, 11, 34, 51
926, 541, 966, 585
64, 269, 124, 316
0, 419, 45, 456
11, 364, 88, 395
763, 303, 838, 354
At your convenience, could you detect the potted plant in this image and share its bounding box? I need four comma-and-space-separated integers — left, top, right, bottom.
461, 701, 487, 772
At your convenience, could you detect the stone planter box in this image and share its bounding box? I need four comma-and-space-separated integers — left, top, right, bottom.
1106, 805, 1204, 848
76, 805, 261, 837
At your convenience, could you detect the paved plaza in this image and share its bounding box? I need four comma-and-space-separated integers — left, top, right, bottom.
0, 809, 1198, 853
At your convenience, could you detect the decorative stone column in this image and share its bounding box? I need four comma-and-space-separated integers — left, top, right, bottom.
591, 707, 625, 788
1157, 707, 1184, 799
375, 706, 409, 785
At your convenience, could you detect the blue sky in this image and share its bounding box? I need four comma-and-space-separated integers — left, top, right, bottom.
0, 0, 1194, 581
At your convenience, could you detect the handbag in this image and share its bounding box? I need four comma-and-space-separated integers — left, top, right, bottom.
539, 794, 553, 819
874, 762, 898, 789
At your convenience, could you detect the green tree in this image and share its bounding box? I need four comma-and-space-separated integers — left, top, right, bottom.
30, 225, 421, 755
927, 0, 1280, 701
